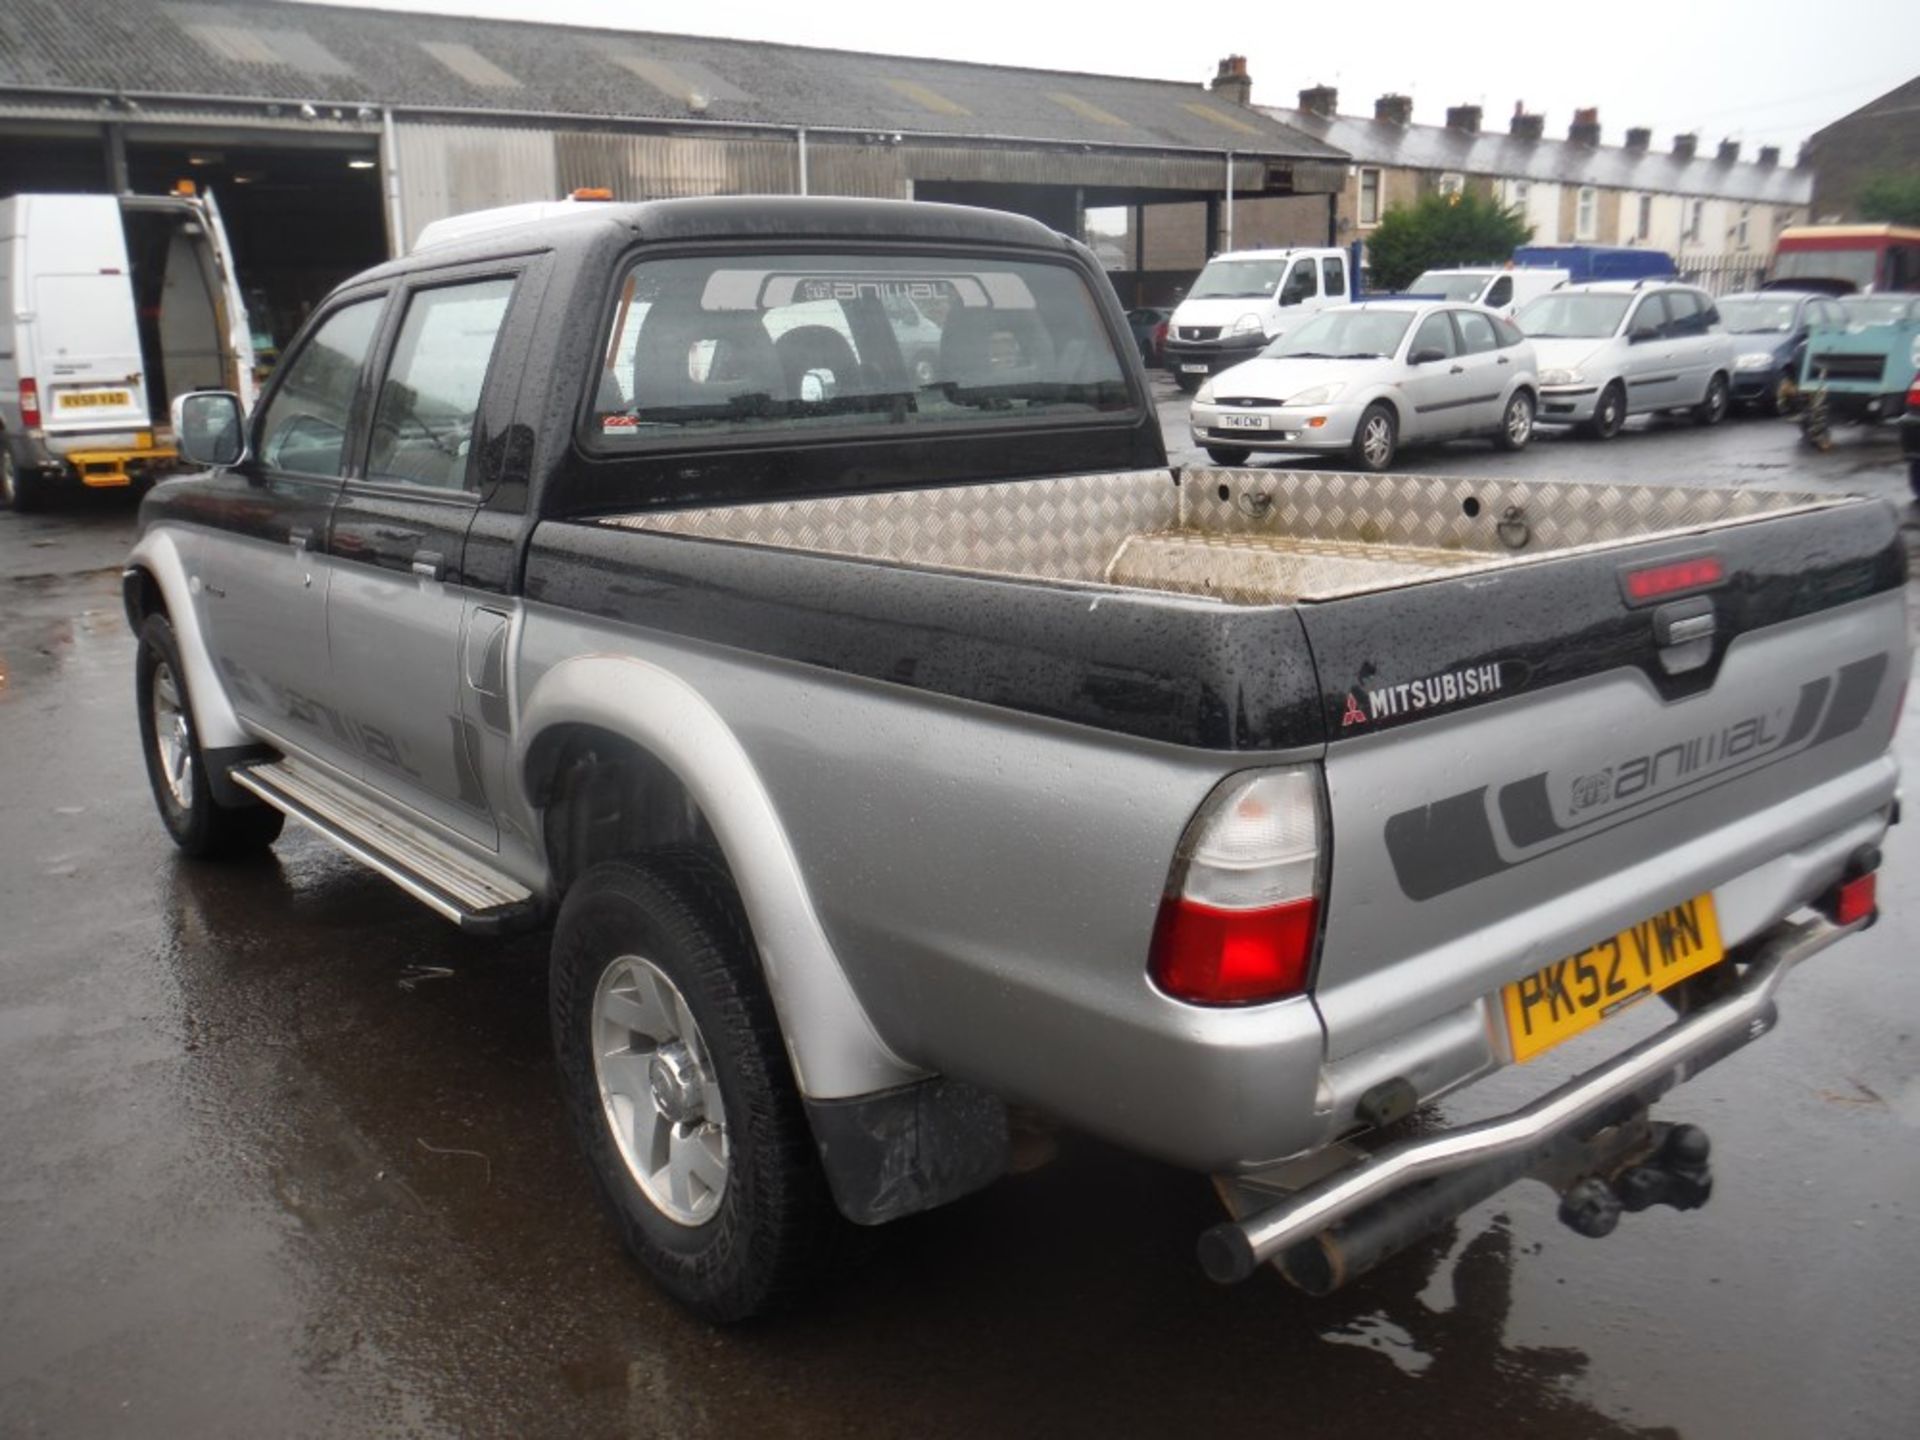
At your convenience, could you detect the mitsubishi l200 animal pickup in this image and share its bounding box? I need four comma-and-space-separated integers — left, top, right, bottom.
126, 198, 1906, 1322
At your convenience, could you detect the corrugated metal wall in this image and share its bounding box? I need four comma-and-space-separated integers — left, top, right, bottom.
393, 122, 558, 246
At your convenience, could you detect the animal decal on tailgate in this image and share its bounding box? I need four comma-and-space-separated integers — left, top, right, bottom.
1383, 653, 1890, 900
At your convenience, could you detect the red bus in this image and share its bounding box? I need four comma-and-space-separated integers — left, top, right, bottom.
1770, 224, 1920, 293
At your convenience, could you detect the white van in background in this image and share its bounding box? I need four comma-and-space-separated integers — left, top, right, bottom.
0, 190, 255, 511
1405, 265, 1569, 317
1163, 247, 1354, 392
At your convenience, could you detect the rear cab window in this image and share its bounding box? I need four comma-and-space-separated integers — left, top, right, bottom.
585, 251, 1133, 449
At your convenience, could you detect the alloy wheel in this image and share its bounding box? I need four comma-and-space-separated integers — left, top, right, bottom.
149, 661, 195, 809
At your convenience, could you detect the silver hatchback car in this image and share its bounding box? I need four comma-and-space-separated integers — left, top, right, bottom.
1188, 301, 1539, 470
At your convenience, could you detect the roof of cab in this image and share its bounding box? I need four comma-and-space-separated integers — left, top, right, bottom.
354, 195, 1082, 282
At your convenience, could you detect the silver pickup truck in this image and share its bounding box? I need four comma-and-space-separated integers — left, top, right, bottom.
125, 198, 1906, 1322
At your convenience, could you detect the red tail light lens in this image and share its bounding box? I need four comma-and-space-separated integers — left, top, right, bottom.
1151, 895, 1319, 1004
19, 379, 40, 428
1622, 554, 1724, 605
1832, 872, 1876, 927
1905, 378, 1920, 413
1148, 768, 1324, 1006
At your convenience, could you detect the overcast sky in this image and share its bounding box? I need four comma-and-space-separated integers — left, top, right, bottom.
301, 0, 1916, 153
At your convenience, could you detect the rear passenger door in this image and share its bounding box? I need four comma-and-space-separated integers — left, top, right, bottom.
1448, 308, 1510, 431
323, 267, 524, 848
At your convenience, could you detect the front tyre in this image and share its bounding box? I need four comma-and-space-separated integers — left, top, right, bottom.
1204, 445, 1251, 466
1579, 382, 1627, 440
550, 856, 840, 1323
1693, 372, 1731, 426
1494, 389, 1535, 451
135, 614, 284, 858
1175, 371, 1204, 395
1350, 402, 1399, 472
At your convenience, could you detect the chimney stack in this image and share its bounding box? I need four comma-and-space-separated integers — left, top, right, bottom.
1673, 132, 1698, 160
1210, 55, 1252, 109
1445, 104, 1483, 133
1298, 84, 1338, 118
1796, 140, 1813, 169
1568, 107, 1600, 146
1757, 145, 1780, 167
1510, 102, 1544, 141
1717, 138, 1741, 163
1375, 93, 1413, 126
1625, 127, 1651, 151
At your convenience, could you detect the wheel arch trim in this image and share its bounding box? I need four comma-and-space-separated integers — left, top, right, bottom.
518, 653, 923, 1101
123, 531, 248, 750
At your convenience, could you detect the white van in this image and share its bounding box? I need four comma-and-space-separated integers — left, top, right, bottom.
0, 191, 255, 511
1163, 247, 1353, 392
1405, 266, 1568, 317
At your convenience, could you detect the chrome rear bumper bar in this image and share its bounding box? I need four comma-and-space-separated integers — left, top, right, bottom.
1199, 912, 1860, 1284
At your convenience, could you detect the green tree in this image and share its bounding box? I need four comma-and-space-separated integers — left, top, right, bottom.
1364, 190, 1534, 291
1856, 173, 1920, 226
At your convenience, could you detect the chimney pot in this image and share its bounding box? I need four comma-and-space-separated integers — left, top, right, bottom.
1209, 55, 1253, 108
1717, 138, 1741, 163
1758, 145, 1779, 167
1568, 107, 1600, 146
1445, 105, 1483, 133
1298, 84, 1338, 118
1510, 107, 1544, 141
1625, 127, 1651, 151
1673, 132, 1698, 160
1374, 93, 1413, 126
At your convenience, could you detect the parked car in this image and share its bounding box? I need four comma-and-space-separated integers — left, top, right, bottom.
1901, 371, 1920, 498
127, 197, 1904, 1323
1717, 290, 1846, 415
1517, 282, 1734, 438
1164, 247, 1352, 392
1189, 302, 1538, 470
1126, 306, 1171, 367
1403, 266, 1568, 316
1797, 293, 1920, 450
0, 190, 256, 511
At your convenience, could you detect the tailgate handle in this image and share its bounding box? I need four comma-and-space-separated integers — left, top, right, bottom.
1653, 597, 1716, 673
1663, 613, 1715, 645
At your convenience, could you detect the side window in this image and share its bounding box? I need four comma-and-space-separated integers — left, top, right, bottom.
1320, 255, 1346, 299
1410, 312, 1458, 359
367, 277, 516, 490
256, 298, 383, 477
1454, 309, 1500, 354
1482, 275, 1513, 309
1279, 259, 1318, 305
1665, 290, 1706, 338
1627, 295, 1668, 340
1491, 314, 1525, 347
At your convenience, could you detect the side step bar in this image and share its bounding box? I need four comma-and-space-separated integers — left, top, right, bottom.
1199, 911, 1861, 1286
231, 757, 543, 935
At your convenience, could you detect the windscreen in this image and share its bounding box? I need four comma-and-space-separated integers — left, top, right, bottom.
1409, 272, 1489, 301
1188, 258, 1289, 299
588, 252, 1131, 446
1837, 296, 1917, 327
1266, 308, 1414, 359
1717, 297, 1798, 334
1516, 293, 1632, 339
1773, 248, 1876, 289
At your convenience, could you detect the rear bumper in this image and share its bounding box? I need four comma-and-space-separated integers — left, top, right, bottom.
1200, 907, 1863, 1283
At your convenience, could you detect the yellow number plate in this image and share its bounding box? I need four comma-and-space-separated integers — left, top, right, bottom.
56, 389, 133, 409
1501, 894, 1723, 1063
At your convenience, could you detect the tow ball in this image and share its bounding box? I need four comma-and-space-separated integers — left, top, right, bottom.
1557, 1122, 1714, 1239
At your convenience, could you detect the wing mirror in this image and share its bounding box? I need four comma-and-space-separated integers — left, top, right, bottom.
173, 391, 248, 468
1409, 347, 1448, 366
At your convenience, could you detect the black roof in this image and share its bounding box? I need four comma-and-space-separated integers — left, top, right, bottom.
1, 0, 1341, 159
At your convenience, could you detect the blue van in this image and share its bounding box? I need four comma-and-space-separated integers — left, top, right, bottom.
1514, 245, 1677, 285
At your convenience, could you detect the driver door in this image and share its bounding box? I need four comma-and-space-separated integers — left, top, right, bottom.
323, 269, 520, 849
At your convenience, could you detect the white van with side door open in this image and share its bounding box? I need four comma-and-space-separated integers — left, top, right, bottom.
0, 189, 255, 511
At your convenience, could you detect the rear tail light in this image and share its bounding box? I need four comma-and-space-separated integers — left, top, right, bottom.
1832, 871, 1877, 926
1905, 377, 1920, 413
19, 379, 41, 428
1621, 553, 1724, 605
1150, 767, 1325, 1005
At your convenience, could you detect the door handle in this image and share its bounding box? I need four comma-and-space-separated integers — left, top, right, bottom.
1448, 364, 1465, 374
1497, 355, 1511, 365
412, 549, 447, 581
289, 525, 314, 551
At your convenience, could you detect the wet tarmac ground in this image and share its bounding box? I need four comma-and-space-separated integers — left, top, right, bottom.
3, 410, 1917, 1439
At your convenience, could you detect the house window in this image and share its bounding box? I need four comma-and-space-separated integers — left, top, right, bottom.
1737, 206, 1752, 249
1637, 195, 1652, 241
1576, 186, 1597, 240
1507, 178, 1530, 213
1438, 171, 1465, 198
1358, 167, 1382, 226
1688, 200, 1703, 243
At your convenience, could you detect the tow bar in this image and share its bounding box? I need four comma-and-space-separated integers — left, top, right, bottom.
1199, 913, 1860, 1290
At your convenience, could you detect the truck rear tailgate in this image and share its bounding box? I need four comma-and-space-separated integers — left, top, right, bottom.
1299, 496, 1905, 1069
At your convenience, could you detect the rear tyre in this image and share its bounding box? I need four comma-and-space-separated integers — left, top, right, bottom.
1494, 389, 1535, 452
1175, 372, 1204, 395
135, 614, 284, 858
1908, 458, 1920, 501
550, 855, 841, 1324
1204, 445, 1251, 466
1350, 402, 1398, 472
2, 448, 45, 513
1765, 370, 1798, 417
1693, 372, 1731, 426
1579, 382, 1627, 440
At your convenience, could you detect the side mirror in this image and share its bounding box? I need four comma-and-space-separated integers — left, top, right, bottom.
173, 391, 247, 467
1409, 347, 1447, 366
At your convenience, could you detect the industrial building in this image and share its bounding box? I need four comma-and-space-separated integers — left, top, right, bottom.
0, 0, 1345, 347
